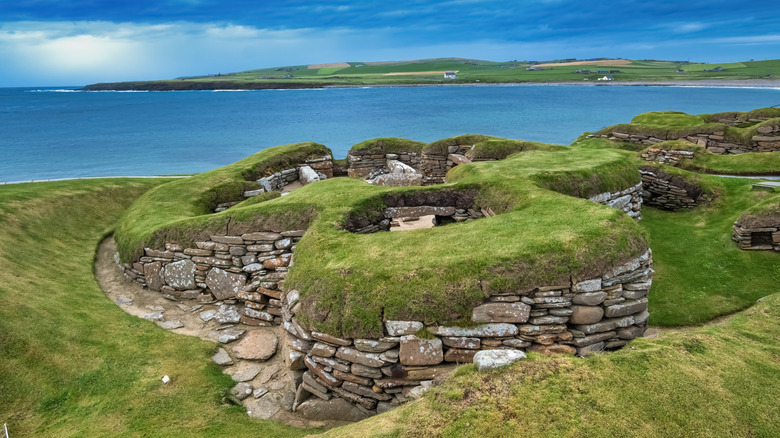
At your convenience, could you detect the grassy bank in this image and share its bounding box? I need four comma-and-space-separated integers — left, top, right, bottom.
0, 179, 317, 437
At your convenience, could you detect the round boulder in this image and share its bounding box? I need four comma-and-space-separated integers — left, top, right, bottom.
569, 305, 605, 325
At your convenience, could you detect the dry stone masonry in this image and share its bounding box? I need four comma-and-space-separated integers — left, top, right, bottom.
281, 249, 653, 414
733, 221, 780, 251
597, 122, 780, 155
640, 147, 696, 165
588, 182, 643, 220
639, 166, 710, 210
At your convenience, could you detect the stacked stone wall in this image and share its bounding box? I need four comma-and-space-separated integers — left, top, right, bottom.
420, 145, 476, 185
116, 231, 306, 325
639, 167, 709, 210
282, 249, 653, 414
588, 182, 643, 220
597, 123, 780, 155
347, 151, 421, 179
640, 148, 696, 165
216, 156, 333, 212
732, 222, 780, 251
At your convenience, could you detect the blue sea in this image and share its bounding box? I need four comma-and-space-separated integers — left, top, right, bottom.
1, 85, 779, 182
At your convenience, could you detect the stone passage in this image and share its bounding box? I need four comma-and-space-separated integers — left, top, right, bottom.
639, 166, 710, 210
640, 147, 696, 165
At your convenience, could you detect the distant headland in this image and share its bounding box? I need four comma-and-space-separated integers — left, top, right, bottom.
82, 57, 780, 91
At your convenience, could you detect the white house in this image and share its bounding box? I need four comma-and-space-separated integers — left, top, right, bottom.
444, 72, 457, 79
597, 76, 614, 81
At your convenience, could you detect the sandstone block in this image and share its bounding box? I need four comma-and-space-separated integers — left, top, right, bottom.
336, 347, 385, 368
604, 298, 648, 318
304, 356, 342, 387
354, 339, 398, 353
526, 344, 577, 355
143, 261, 164, 292
442, 336, 480, 349
570, 331, 617, 347
471, 302, 530, 323
444, 348, 477, 363
399, 335, 443, 366
350, 363, 383, 379
312, 331, 352, 346
205, 268, 246, 300
210, 235, 244, 245
385, 320, 423, 336
163, 259, 196, 290
473, 349, 526, 372
232, 330, 278, 361
573, 278, 602, 292
241, 232, 281, 242
311, 342, 337, 358
430, 323, 519, 338
617, 325, 646, 340
576, 342, 605, 357
334, 369, 373, 386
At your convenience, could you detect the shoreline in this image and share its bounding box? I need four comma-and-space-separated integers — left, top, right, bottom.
0, 175, 189, 186
79, 79, 780, 92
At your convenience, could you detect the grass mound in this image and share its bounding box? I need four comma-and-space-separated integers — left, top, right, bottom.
0, 179, 314, 437
349, 137, 426, 155
114, 138, 646, 339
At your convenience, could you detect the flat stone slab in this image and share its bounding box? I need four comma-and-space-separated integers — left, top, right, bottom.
212, 348, 233, 366
473, 349, 527, 372
232, 330, 278, 361
752, 182, 780, 192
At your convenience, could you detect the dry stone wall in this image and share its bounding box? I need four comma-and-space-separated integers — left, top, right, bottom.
116, 231, 306, 325
597, 123, 780, 155
639, 166, 710, 210
732, 222, 780, 251
282, 249, 653, 414
588, 182, 643, 220
420, 144, 476, 185
215, 156, 334, 212
348, 151, 422, 179
640, 147, 696, 165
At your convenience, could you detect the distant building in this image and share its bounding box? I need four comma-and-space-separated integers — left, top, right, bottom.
597, 76, 614, 81
526, 67, 542, 71
444, 72, 457, 79
676, 69, 685, 73
575, 70, 591, 74
703, 66, 725, 72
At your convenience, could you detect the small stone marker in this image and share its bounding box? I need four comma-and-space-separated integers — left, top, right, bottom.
473, 349, 526, 372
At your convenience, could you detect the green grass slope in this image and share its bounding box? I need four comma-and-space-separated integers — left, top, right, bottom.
0, 179, 317, 437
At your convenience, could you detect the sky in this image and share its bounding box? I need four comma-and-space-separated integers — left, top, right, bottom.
0, 0, 778, 87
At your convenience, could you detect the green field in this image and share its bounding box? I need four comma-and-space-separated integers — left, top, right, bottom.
83, 57, 780, 90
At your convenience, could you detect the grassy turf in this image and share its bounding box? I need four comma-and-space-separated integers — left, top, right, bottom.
0, 179, 319, 437
319, 292, 780, 438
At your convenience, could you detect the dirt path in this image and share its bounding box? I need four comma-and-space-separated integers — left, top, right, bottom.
95, 237, 349, 429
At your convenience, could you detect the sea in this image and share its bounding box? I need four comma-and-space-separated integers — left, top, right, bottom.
1, 85, 779, 182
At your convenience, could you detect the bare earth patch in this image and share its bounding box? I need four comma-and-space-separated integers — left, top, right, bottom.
383, 70, 458, 76
534, 59, 634, 68
308, 62, 350, 69
95, 237, 350, 429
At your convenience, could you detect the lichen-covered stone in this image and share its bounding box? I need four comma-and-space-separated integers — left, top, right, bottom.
471, 302, 530, 323
205, 268, 246, 300
232, 330, 278, 361
473, 349, 526, 372
399, 335, 444, 366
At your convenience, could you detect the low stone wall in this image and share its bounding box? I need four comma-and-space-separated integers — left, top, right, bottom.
588, 182, 643, 220
639, 166, 709, 210
640, 148, 696, 165
600, 125, 780, 155
732, 223, 780, 251
419, 144, 475, 185
215, 156, 333, 212
116, 231, 307, 325
348, 151, 422, 179
283, 249, 653, 414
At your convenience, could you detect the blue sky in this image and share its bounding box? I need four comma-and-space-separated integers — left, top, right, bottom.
0, 0, 778, 86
